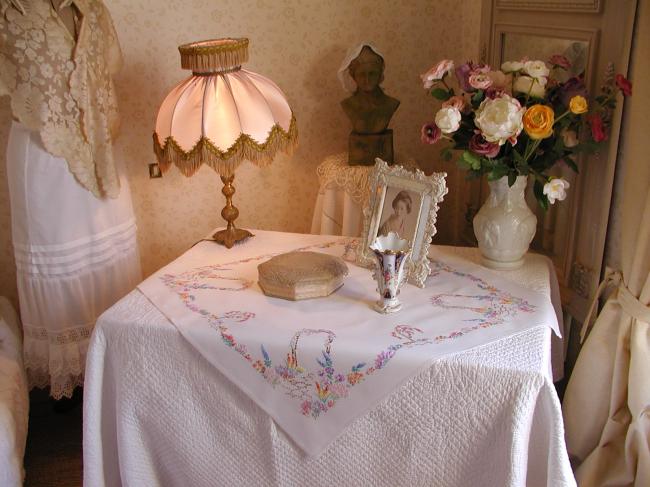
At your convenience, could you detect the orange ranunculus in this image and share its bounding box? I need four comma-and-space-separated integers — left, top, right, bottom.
523, 104, 555, 140
569, 95, 588, 114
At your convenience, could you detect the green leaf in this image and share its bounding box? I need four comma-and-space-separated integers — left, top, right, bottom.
533, 180, 550, 211
431, 88, 452, 101
487, 162, 510, 181
512, 149, 525, 164
440, 147, 453, 162
563, 155, 579, 173
471, 89, 484, 106
508, 173, 517, 187
461, 150, 482, 171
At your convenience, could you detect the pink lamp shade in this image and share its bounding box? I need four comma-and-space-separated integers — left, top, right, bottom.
153, 38, 297, 177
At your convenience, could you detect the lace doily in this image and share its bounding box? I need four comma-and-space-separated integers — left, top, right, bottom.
316, 153, 418, 205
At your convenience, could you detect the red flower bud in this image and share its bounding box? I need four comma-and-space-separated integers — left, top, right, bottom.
615, 74, 632, 96
588, 114, 607, 143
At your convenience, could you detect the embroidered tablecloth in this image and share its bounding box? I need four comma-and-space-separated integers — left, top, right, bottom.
137, 230, 560, 457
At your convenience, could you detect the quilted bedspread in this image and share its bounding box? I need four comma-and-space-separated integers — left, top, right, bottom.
83, 241, 575, 486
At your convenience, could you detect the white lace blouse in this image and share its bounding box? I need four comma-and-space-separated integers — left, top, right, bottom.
0, 0, 123, 198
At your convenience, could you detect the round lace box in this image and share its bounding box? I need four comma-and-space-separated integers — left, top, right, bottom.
257, 251, 349, 301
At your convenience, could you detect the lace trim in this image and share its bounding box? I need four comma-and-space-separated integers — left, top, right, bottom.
316, 153, 418, 205
23, 323, 93, 344
22, 323, 92, 399
1, 1, 123, 198
26, 366, 84, 400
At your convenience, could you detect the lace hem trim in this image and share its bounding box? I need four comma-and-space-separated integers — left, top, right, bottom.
26, 366, 84, 400
22, 323, 91, 398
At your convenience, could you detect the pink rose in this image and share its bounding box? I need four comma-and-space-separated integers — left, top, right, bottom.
421, 60, 455, 89
471, 63, 491, 74
469, 133, 500, 158
442, 95, 467, 112
454, 62, 490, 92
548, 54, 571, 70
421, 122, 442, 144
469, 73, 493, 90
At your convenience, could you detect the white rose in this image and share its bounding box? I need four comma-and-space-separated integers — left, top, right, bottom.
434, 106, 462, 134
474, 94, 524, 146
543, 178, 570, 204
513, 75, 546, 98
523, 60, 550, 80
501, 61, 523, 72
561, 128, 579, 148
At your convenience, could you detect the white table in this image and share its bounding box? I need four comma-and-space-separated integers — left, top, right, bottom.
83, 240, 575, 487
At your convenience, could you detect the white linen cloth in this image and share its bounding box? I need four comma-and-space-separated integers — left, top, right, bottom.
310, 153, 418, 237
311, 182, 364, 236
0, 297, 28, 487
6, 122, 142, 399
137, 230, 560, 458
84, 241, 574, 486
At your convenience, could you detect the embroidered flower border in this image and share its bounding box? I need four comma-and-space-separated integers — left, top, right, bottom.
161, 244, 537, 419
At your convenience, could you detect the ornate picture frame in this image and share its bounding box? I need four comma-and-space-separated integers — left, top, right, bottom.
357, 158, 448, 287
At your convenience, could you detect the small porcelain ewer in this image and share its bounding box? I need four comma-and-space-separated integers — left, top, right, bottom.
369, 232, 411, 314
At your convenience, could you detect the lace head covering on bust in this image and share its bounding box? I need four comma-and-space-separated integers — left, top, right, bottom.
337, 42, 385, 93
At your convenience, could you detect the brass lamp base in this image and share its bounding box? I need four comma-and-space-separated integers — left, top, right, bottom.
213, 173, 253, 249
213, 227, 253, 248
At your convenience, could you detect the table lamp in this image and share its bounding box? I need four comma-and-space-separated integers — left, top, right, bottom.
153, 38, 297, 248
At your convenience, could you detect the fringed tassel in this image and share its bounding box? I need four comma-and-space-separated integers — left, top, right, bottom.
152, 115, 298, 177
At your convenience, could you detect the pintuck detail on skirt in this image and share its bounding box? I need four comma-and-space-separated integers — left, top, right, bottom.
7, 122, 142, 399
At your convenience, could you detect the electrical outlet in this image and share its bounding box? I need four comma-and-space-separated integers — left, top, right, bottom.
148, 163, 162, 179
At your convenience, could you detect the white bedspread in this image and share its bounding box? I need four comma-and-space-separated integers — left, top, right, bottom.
0, 297, 29, 487
83, 245, 575, 487
136, 232, 560, 457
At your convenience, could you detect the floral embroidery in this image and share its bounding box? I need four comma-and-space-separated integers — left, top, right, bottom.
161, 246, 537, 419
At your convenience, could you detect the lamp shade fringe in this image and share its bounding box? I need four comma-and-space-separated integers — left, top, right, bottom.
153, 115, 298, 177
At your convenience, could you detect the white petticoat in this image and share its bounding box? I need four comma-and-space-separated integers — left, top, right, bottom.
6, 122, 142, 399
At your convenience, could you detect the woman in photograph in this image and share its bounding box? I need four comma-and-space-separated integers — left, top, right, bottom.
378, 190, 412, 238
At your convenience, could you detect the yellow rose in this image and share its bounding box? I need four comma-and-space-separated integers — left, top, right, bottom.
523, 104, 555, 140
569, 95, 588, 114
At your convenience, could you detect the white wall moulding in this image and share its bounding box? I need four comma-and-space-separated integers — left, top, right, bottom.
495, 0, 601, 13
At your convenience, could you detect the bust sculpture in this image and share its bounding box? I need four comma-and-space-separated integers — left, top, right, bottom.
339, 45, 400, 165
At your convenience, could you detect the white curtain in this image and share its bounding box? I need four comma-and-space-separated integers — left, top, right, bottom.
562, 1, 650, 483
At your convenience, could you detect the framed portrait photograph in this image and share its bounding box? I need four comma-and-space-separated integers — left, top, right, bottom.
358, 158, 448, 287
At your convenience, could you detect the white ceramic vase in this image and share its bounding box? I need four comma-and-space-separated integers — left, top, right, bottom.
473, 175, 537, 270
369, 232, 411, 314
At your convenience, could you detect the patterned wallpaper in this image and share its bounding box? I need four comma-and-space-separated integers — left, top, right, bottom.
0, 0, 481, 307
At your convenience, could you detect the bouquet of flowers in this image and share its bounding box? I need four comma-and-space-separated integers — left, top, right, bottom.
420, 57, 632, 209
